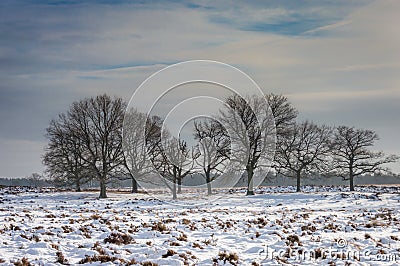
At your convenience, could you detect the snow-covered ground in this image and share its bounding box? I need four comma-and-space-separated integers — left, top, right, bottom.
1, 186, 400, 265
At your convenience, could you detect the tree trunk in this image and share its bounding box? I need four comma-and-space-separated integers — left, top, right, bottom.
296, 171, 301, 192
172, 181, 177, 200
99, 178, 107, 198
131, 177, 138, 193
206, 172, 212, 196
246, 167, 255, 196
177, 177, 182, 194
349, 174, 355, 192
75, 179, 81, 192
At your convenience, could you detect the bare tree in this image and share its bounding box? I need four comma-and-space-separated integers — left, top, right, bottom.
43, 114, 91, 191
220, 95, 276, 195
142, 118, 198, 199
193, 119, 230, 195
266, 93, 298, 181
266, 93, 298, 136
26, 173, 44, 188
275, 121, 332, 192
330, 126, 399, 191
121, 108, 159, 193
150, 136, 196, 199
67, 94, 126, 198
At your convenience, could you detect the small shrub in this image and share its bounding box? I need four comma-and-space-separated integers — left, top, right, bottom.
91, 213, 102, 220
182, 218, 190, 225
56, 251, 68, 264
177, 232, 188, 241
286, 235, 301, 246
104, 232, 134, 245
254, 217, 268, 227
301, 224, 317, 233
141, 261, 159, 266
78, 254, 118, 264
151, 222, 168, 232
10, 224, 21, 231
324, 223, 338, 231
162, 249, 177, 258
213, 251, 239, 266
92, 242, 107, 255
163, 218, 176, 223
365, 220, 385, 228
125, 258, 137, 265
192, 242, 204, 249
13, 257, 31, 266
61, 225, 73, 233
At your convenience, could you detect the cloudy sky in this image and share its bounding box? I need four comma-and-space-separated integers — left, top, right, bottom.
0, 0, 399, 177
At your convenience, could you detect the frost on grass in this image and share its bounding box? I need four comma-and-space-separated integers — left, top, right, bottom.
0, 186, 400, 265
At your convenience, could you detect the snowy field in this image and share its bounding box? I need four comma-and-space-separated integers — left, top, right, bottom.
1, 186, 400, 265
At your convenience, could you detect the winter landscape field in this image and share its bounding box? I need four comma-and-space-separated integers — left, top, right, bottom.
1, 186, 400, 266
2, 0, 400, 265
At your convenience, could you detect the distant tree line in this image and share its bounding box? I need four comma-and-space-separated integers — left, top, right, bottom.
43, 94, 399, 198
0, 173, 52, 187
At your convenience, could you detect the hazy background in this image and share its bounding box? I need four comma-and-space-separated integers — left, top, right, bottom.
0, 0, 399, 178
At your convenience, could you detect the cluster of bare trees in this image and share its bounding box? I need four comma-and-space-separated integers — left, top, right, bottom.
275, 122, 399, 192
43, 95, 126, 198
43, 93, 398, 198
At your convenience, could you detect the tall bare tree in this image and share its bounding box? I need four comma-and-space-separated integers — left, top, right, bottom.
275, 121, 332, 192
266, 93, 298, 181
330, 126, 399, 191
43, 114, 91, 191
121, 109, 160, 193
193, 119, 230, 195
220, 95, 276, 195
67, 94, 126, 198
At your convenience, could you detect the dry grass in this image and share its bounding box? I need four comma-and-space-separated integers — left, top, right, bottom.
213, 250, 239, 266
151, 222, 168, 232
78, 254, 119, 264
13, 258, 31, 266
55, 251, 68, 264
286, 234, 302, 246
104, 232, 134, 245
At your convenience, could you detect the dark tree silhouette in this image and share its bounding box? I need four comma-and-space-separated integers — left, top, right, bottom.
66, 94, 126, 198
220, 95, 276, 195
330, 126, 399, 191
266, 93, 298, 136
169, 138, 198, 198
121, 108, 160, 193
151, 136, 197, 199
193, 119, 230, 195
43, 114, 91, 191
275, 121, 332, 192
